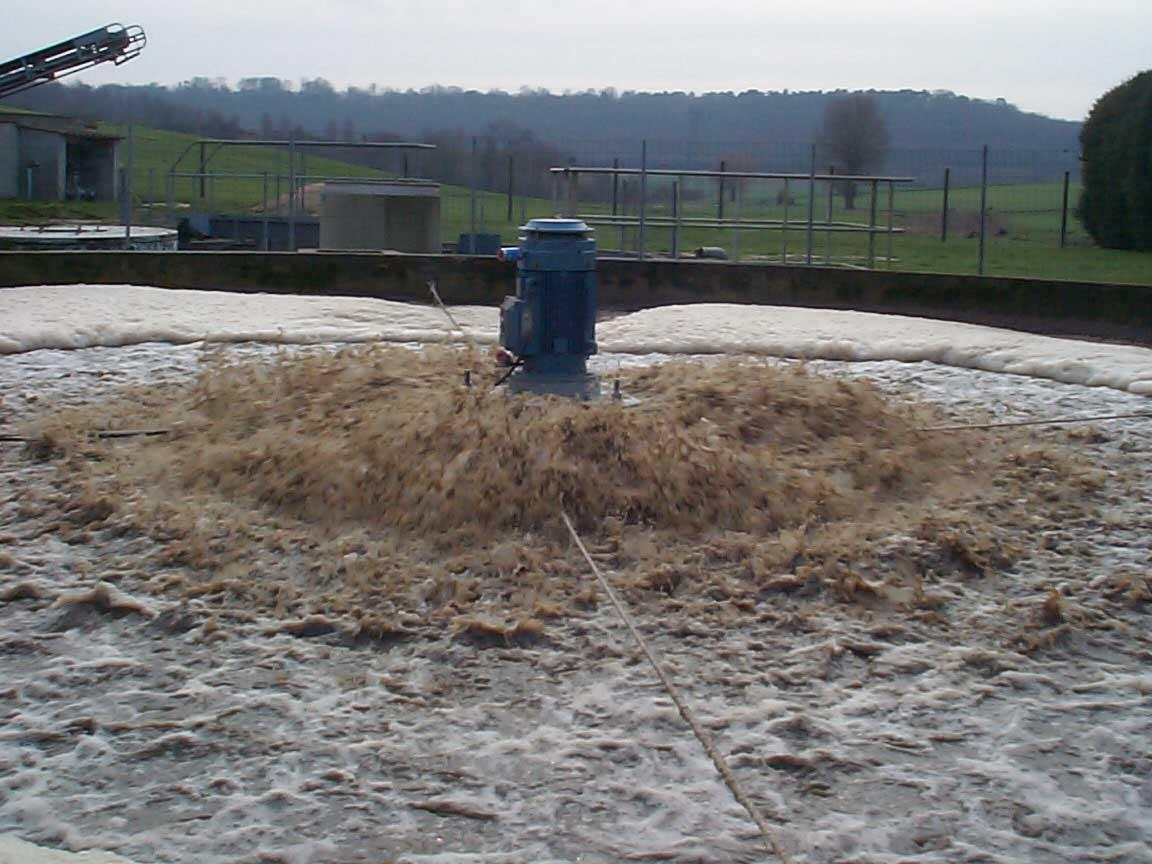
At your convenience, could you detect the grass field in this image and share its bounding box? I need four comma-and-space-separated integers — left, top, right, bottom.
2, 122, 1149, 285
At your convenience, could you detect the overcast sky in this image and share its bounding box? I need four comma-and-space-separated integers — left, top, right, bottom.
6, 1, 1150, 121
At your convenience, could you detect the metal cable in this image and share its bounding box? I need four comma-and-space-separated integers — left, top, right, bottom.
561, 511, 795, 864
919, 411, 1152, 432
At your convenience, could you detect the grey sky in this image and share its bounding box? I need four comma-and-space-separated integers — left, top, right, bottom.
6, 0, 1150, 121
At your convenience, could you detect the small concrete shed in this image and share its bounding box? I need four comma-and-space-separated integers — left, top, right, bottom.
0, 109, 121, 201
319, 180, 441, 253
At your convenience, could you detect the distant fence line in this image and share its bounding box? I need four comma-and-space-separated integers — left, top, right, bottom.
116, 128, 1087, 274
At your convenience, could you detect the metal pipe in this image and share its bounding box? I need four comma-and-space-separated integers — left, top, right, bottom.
551, 166, 914, 183
671, 179, 681, 259
194, 138, 434, 149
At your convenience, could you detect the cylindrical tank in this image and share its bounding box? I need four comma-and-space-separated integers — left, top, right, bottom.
498, 218, 599, 399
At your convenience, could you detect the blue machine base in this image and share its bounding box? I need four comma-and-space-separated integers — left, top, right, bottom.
507, 371, 601, 401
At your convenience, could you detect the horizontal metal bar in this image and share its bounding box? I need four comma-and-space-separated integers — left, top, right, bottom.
551, 167, 915, 183
169, 172, 430, 182
581, 216, 905, 234
196, 139, 435, 150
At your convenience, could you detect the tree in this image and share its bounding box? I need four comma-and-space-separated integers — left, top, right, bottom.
819, 94, 890, 209
1079, 71, 1152, 251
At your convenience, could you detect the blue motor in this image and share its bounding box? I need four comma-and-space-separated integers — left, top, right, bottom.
498, 218, 599, 399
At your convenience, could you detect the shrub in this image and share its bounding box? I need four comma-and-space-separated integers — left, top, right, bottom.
1079, 70, 1152, 250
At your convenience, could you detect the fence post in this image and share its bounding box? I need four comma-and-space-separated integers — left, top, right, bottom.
824, 165, 834, 264
867, 179, 878, 268
123, 124, 134, 249
262, 171, 270, 250
1059, 169, 1070, 248
166, 169, 175, 224
671, 179, 681, 259
506, 153, 514, 223
468, 136, 478, 253
637, 139, 648, 260
145, 168, 154, 225
717, 159, 726, 220
781, 178, 790, 264
940, 167, 950, 242
287, 132, 296, 251
198, 141, 206, 202
611, 157, 619, 217
886, 180, 895, 268
567, 169, 579, 218
805, 144, 816, 265
732, 175, 743, 262
978, 144, 988, 275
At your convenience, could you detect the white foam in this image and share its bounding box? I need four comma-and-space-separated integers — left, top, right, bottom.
0, 284, 497, 354
596, 304, 1152, 396
0, 835, 138, 864
1, 285, 1149, 395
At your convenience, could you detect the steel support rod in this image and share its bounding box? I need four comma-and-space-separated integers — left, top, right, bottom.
287, 133, 297, 251
886, 181, 895, 268
824, 165, 834, 265
637, 140, 648, 261
468, 136, 477, 254
1059, 169, 1070, 249
805, 144, 816, 265
717, 159, 727, 220
611, 157, 620, 217
261, 171, 270, 251
782, 179, 790, 264
867, 179, 879, 268
978, 144, 989, 275
940, 167, 951, 242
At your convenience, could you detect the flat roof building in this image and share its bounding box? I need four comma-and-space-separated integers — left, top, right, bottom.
0, 109, 122, 202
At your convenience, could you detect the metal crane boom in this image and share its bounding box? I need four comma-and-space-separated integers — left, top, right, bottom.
0, 24, 146, 100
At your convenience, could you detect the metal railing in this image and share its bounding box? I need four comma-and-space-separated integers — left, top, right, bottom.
549, 146, 915, 268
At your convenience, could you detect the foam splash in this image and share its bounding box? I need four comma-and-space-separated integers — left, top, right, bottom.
1, 285, 1149, 395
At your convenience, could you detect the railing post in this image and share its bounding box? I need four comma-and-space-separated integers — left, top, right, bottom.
940, 167, 951, 242
978, 144, 989, 275
805, 144, 816, 265
1059, 169, 1070, 248
637, 139, 648, 260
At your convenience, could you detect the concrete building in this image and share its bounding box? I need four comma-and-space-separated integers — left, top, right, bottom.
0, 109, 121, 201
319, 181, 441, 253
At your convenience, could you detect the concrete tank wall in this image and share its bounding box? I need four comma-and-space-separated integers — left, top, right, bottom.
1, 252, 1149, 346
320, 182, 440, 253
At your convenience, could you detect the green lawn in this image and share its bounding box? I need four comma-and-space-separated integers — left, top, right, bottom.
2, 122, 1149, 285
